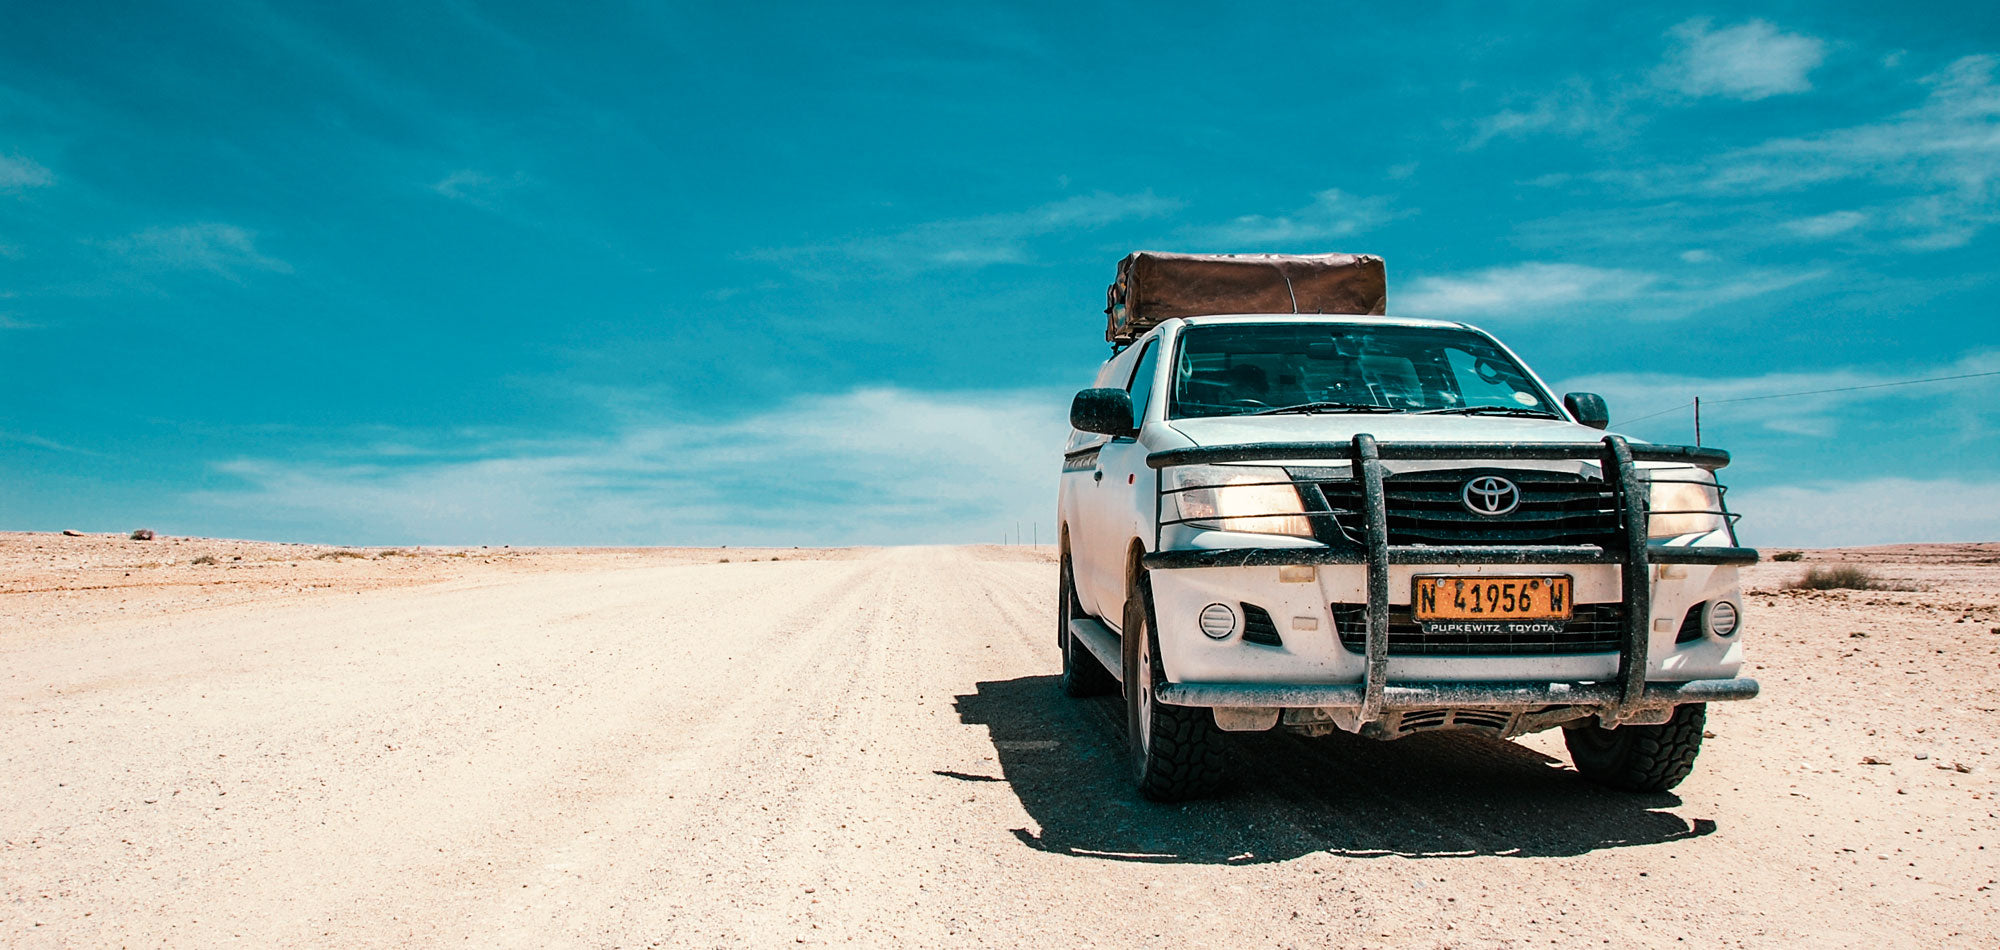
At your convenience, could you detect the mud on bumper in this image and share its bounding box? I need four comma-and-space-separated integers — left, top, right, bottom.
1139, 433, 1760, 729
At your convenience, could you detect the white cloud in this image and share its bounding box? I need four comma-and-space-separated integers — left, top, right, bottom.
1400, 263, 1654, 317
1470, 79, 1625, 147
1782, 210, 1868, 237
1562, 350, 2000, 437
1701, 55, 2000, 245
432, 169, 493, 199
1734, 478, 2000, 547
1658, 19, 1826, 101
759, 191, 1180, 277
1178, 189, 1394, 248
430, 169, 528, 206
0, 153, 53, 189
191, 386, 1071, 546
109, 223, 292, 279
1400, 260, 1826, 320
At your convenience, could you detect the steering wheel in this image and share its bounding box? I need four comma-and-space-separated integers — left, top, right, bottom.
1227, 398, 1270, 409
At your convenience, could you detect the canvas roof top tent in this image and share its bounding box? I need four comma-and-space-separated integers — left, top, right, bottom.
1104, 251, 1388, 345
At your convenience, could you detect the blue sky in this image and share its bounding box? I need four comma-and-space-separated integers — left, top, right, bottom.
3, 1, 1997, 547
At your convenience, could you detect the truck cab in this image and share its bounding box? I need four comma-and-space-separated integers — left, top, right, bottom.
1056, 255, 1756, 802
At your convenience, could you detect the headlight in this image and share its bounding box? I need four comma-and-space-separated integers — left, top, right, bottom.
1165, 464, 1314, 538
1646, 468, 1725, 540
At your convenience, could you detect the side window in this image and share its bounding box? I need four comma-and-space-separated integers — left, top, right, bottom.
1125, 340, 1158, 431
1068, 350, 1137, 452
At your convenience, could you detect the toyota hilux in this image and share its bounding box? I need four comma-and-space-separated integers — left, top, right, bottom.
1056, 252, 1757, 801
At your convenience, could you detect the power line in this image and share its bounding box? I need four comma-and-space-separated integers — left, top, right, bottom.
1706, 368, 2000, 405
1609, 367, 2000, 427
1611, 400, 1695, 427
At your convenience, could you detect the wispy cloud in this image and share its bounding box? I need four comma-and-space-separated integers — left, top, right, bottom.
1655, 19, 1827, 101
0, 153, 54, 190
1468, 18, 1825, 148
755, 191, 1179, 278
1177, 189, 1395, 248
430, 169, 528, 206
1564, 350, 2000, 438
1693, 55, 2000, 247
108, 223, 292, 279
1782, 209, 1868, 238
1400, 263, 1654, 317
1401, 260, 1827, 320
192, 386, 1069, 546
1469, 79, 1626, 147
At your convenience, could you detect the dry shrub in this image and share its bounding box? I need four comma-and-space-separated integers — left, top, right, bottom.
315, 549, 369, 560
1771, 551, 1803, 562
191, 555, 217, 565
1786, 564, 1882, 591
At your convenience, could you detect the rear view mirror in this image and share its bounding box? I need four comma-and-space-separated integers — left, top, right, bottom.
1564, 392, 1610, 430
1071, 388, 1137, 438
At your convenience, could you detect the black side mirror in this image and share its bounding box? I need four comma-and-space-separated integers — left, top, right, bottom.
1071, 388, 1137, 438
1564, 392, 1610, 430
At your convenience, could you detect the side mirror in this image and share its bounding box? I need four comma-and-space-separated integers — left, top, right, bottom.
1564, 392, 1610, 430
1071, 388, 1137, 438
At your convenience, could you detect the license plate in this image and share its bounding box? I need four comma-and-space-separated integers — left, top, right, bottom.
1414, 575, 1572, 621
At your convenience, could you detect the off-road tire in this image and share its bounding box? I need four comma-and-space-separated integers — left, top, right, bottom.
1058, 552, 1115, 697
1123, 572, 1226, 801
1563, 703, 1707, 792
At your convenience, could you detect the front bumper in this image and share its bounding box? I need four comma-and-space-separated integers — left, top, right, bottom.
1140, 433, 1757, 726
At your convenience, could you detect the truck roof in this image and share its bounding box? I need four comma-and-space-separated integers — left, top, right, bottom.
1168, 313, 1472, 332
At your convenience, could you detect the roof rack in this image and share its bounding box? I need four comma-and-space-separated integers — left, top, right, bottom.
1104, 251, 1387, 345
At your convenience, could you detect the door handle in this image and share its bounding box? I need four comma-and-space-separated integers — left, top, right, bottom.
1094, 470, 1104, 482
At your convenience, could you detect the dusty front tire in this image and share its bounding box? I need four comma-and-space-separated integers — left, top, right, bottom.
1123, 572, 1226, 801
1564, 703, 1707, 792
1058, 551, 1115, 698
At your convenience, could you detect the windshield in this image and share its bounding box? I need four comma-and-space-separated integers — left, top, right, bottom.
1169, 323, 1557, 419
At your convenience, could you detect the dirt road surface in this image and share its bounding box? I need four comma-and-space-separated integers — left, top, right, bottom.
5, 539, 1997, 947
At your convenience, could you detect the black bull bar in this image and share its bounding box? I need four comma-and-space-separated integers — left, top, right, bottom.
1137, 434, 1760, 725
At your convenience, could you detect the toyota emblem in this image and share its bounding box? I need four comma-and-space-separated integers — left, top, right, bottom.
1462, 476, 1521, 516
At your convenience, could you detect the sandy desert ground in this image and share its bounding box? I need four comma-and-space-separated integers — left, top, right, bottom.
3, 531, 1997, 948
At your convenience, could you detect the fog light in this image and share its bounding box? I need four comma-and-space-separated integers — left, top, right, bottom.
1706, 600, 1739, 638
1198, 603, 1237, 639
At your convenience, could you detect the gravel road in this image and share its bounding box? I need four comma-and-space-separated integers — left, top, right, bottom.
5, 543, 1996, 948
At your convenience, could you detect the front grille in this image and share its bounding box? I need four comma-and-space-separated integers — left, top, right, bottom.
1332, 602, 1626, 655
1315, 468, 1620, 547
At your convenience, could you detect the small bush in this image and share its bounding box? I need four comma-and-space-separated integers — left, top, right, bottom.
1772, 551, 1803, 562
719, 558, 731, 563
1786, 564, 1881, 591
129, 529, 155, 541
191, 555, 217, 565
314, 549, 368, 560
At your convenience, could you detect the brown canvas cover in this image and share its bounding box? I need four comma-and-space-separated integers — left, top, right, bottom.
1104, 251, 1388, 344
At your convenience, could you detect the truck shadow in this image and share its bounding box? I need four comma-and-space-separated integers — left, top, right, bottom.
950, 675, 1715, 864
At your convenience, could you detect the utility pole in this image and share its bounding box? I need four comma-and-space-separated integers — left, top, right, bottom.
1693, 396, 1702, 447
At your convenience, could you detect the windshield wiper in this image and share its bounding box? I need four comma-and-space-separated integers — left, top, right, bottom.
1418, 405, 1562, 418
1251, 401, 1403, 416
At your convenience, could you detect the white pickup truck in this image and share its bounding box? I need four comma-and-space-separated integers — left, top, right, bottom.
1057, 252, 1757, 801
